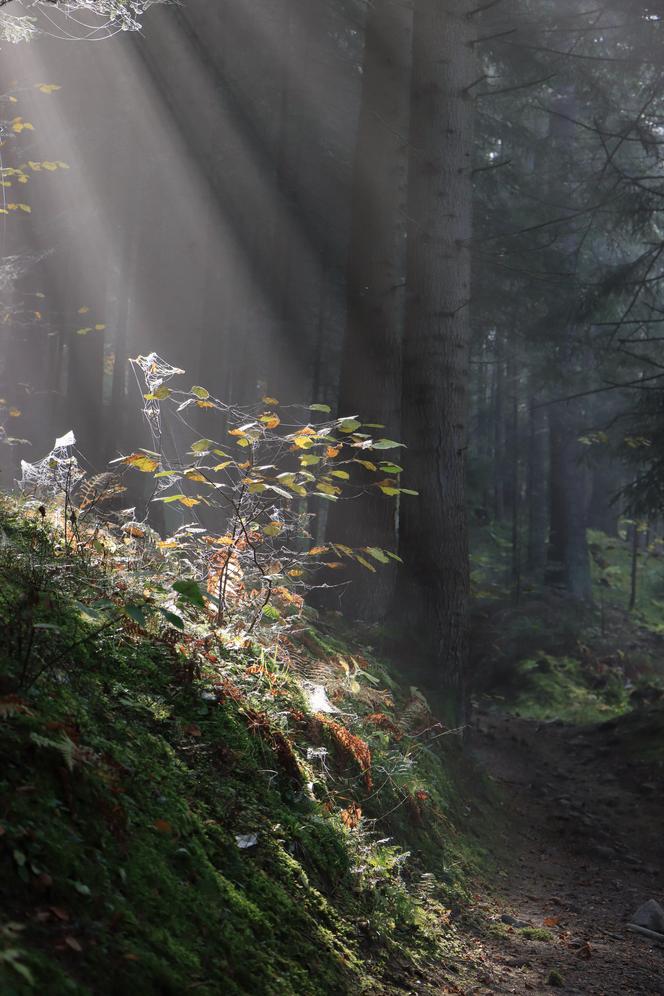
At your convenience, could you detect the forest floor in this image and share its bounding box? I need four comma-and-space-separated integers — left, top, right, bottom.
461, 707, 664, 995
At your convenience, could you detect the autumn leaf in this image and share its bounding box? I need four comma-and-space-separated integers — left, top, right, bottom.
121, 453, 159, 473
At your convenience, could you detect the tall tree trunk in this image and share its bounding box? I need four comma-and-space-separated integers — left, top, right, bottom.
508, 346, 521, 602
493, 329, 505, 520
396, 0, 476, 722
322, 0, 413, 620
628, 518, 639, 612
547, 402, 592, 599
526, 394, 548, 578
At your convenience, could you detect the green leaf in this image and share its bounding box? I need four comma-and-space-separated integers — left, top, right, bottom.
146, 385, 171, 400
173, 579, 205, 609
337, 418, 362, 434
372, 439, 404, 450
364, 547, 390, 564
330, 470, 349, 480
159, 608, 185, 630
124, 604, 147, 627
191, 385, 210, 400
310, 403, 331, 413
379, 463, 403, 474
191, 438, 215, 453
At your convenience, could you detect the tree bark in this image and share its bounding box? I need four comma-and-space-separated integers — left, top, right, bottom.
526, 394, 548, 578
395, 0, 476, 722
547, 401, 593, 599
322, 0, 413, 621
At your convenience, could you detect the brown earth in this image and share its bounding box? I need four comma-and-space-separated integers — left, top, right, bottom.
457, 709, 664, 995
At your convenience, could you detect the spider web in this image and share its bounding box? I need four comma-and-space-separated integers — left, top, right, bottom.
130, 352, 184, 444
0, 0, 170, 43
19, 429, 85, 497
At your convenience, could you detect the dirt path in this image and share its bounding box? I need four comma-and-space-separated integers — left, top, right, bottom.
461, 710, 664, 995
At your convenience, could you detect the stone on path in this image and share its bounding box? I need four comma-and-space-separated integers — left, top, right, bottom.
629, 899, 664, 934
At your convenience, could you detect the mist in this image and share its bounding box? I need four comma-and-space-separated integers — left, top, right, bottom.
1, 1, 664, 993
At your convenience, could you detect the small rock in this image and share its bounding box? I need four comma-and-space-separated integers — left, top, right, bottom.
501, 913, 530, 928
630, 899, 664, 933
590, 843, 616, 860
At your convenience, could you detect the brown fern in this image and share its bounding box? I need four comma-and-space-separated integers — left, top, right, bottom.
316, 714, 373, 791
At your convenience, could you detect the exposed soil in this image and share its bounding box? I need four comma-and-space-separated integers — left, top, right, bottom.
460, 709, 664, 995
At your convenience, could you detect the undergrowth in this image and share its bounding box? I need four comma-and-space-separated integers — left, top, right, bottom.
0, 498, 489, 995
470, 521, 664, 725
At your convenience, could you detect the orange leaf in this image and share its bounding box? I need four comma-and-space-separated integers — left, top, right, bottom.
153, 819, 172, 834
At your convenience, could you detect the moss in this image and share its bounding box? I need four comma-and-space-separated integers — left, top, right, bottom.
0, 503, 487, 995
519, 927, 553, 942
490, 654, 629, 724
547, 968, 565, 987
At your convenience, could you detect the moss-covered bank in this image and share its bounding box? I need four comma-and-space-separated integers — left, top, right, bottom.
0, 503, 491, 994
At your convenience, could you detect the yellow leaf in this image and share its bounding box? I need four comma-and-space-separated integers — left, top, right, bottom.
178, 496, 201, 508
122, 453, 159, 472
317, 482, 341, 496
37, 84, 61, 94
8, 407, 21, 417
262, 396, 279, 405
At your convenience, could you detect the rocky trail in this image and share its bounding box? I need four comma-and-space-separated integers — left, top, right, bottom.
460, 710, 664, 994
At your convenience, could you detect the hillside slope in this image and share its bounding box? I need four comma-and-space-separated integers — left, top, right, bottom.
0, 500, 490, 995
